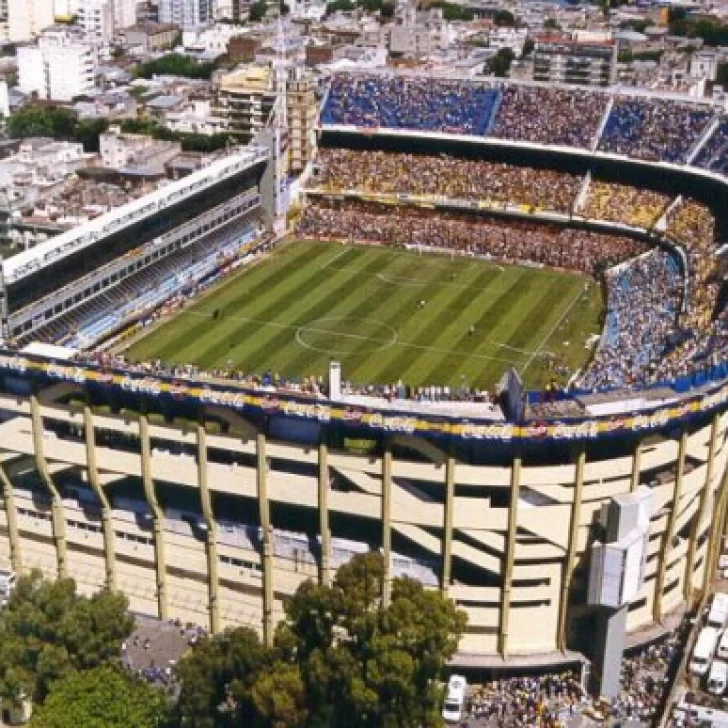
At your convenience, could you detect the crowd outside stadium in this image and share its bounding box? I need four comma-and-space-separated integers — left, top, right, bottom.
311, 148, 581, 213
463, 617, 686, 726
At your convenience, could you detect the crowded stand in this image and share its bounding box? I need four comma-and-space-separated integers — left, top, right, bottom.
694, 118, 728, 175
310, 148, 582, 213
580, 249, 682, 390
650, 199, 725, 380
490, 85, 607, 148
598, 98, 713, 163
296, 198, 643, 275
581, 181, 671, 228
320, 74, 501, 135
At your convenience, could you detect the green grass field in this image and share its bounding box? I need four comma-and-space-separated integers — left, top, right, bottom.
125, 241, 605, 390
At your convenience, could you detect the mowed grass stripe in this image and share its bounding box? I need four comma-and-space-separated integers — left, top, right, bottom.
257, 251, 430, 375
344, 259, 485, 383
137, 242, 333, 362
179, 246, 374, 366
461, 277, 568, 386
222, 250, 398, 372
371, 264, 506, 386
278, 252, 449, 375
126, 241, 603, 389
394, 272, 522, 386
416, 268, 533, 386
316, 256, 478, 367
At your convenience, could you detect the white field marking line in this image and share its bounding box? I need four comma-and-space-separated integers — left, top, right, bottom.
322, 246, 354, 269
324, 264, 514, 294
492, 341, 536, 355
185, 311, 519, 364
519, 286, 585, 376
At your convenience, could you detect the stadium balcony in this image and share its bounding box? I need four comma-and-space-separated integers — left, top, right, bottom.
25, 220, 262, 349
8, 187, 262, 343
319, 73, 725, 169
597, 98, 714, 164
694, 118, 728, 174
320, 74, 503, 135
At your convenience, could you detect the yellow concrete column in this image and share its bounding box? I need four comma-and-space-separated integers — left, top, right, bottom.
653, 431, 688, 623
381, 437, 393, 607
197, 423, 220, 634
83, 406, 116, 591
318, 440, 331, 587
499, 454, 521, 659
705, 454, 728, 594
558, 446, 586, 652
30, 395, 67, 579
630, 441, 642, 493
685, 417, 718, 602
256, 431, 274, 647
441, 454, 455, 594
0, 460, 21, 572
139, 414, 169, 620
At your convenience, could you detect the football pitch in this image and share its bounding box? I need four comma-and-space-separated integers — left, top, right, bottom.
125, 241, 604, 390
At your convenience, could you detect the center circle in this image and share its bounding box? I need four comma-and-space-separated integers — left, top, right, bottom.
295, 317, 398, 355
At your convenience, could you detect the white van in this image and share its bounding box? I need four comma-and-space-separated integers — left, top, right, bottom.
691, 626, 721, 677
442, 675, 467, 723
709, 593, 728, 630
719, 630, 728, 661
709, 660, 728, 695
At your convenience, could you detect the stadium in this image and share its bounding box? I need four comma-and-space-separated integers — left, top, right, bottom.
0, 74, 727, 679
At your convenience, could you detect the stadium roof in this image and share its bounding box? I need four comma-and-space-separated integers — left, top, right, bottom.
2, 146, 269, 286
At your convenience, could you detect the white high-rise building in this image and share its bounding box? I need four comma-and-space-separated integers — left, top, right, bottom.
0, 0, 55, 42
77, 0, 115, 40
18, 29, 95, 101
158, 0, 215, 31
113, 0, 137, 29
56, 0, 137, 31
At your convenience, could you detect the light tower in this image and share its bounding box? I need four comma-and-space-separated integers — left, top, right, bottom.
271, 2, 290, 233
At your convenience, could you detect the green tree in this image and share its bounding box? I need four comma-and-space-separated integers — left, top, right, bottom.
175, 626, 268, 728
276, 553, 467, 728
252, 663, 308, 728
250, 0, 268, 21
493, 8, 516, 26
28, 667, 169, 728
520, 38, 535, 58
543, 17, 560, 29
435, 2, 474, 21
7, 105, 78, 140
487, 47, 515, 77
325, 0, 355, 14
135, 53, 217, 80
0, 572, 133, 705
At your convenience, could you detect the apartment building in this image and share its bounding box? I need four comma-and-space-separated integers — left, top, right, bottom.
0, 0, 55, 42
18, 29, 95, 101
158, 0, 215, 30
216, 65, 317, 173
